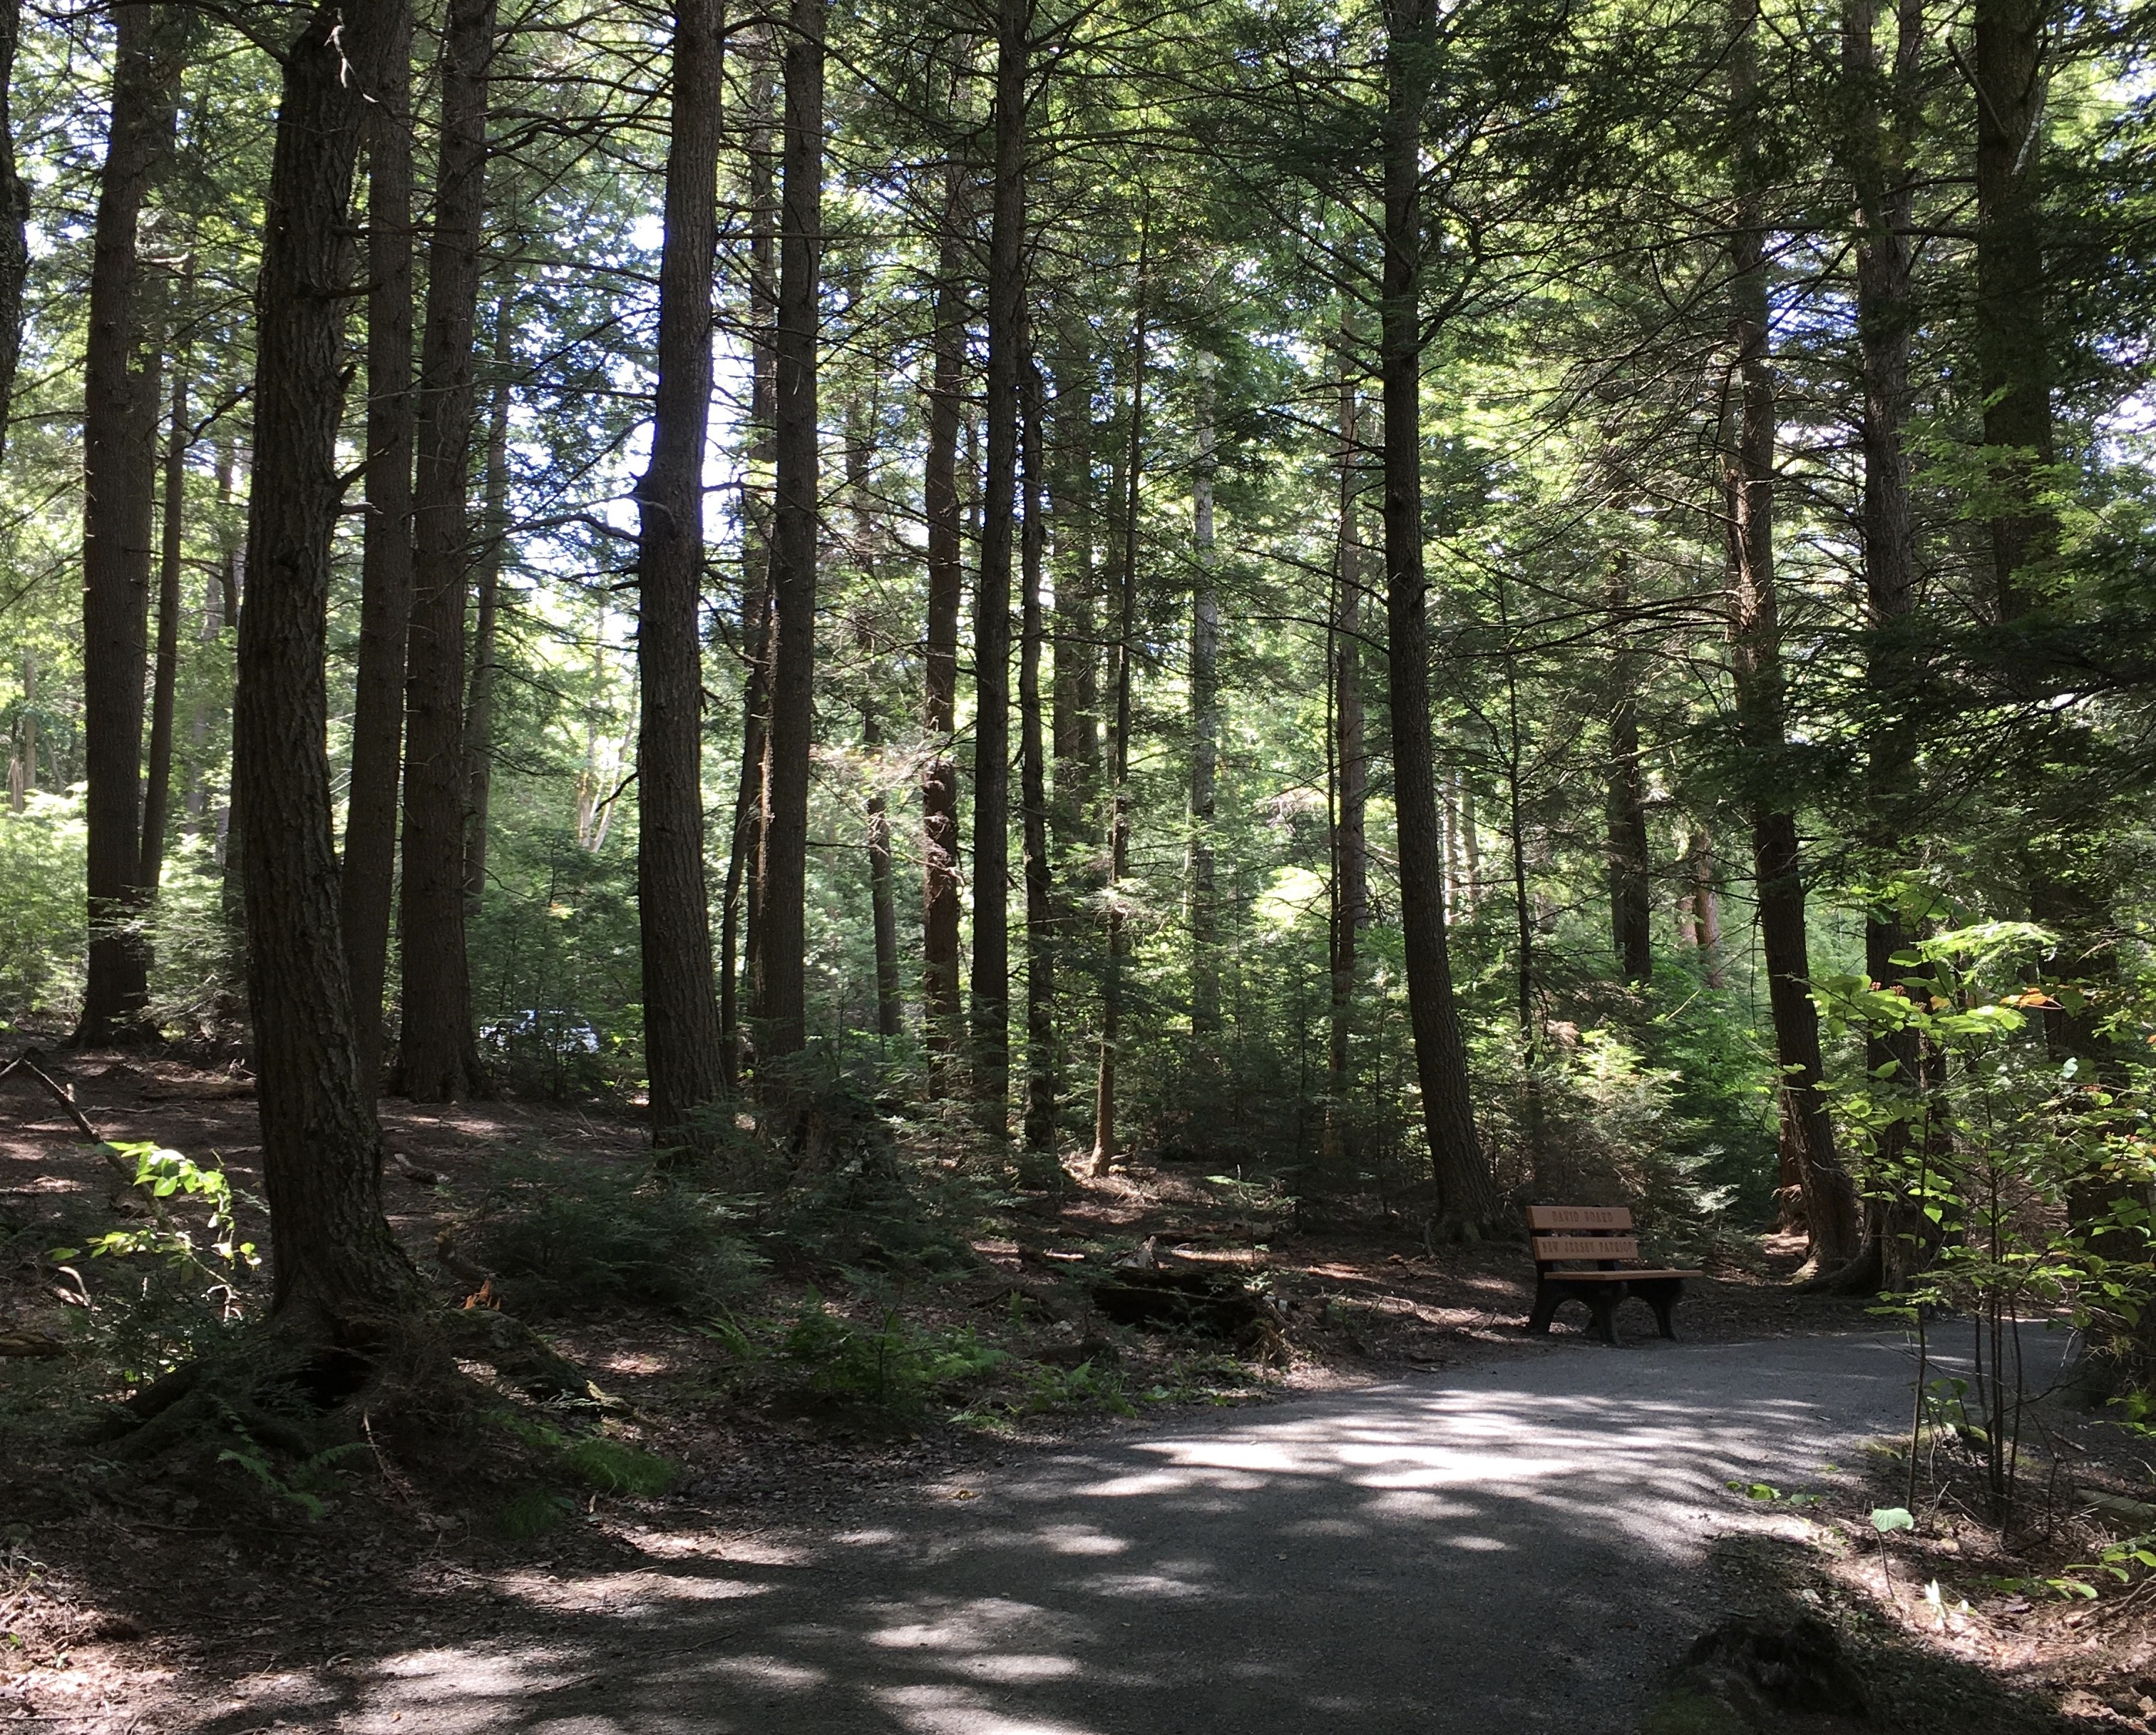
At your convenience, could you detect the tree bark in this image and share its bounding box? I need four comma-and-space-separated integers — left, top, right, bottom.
340, 0, 415, 1093
1380, 0, 1495, 1231
1325, 331, 1369, 1172
0, 0, 29, 468
463, 300, 512, 911
1020, 353, 1057, 1162
1971, 0, 2052, 619
750, 0, 824, 1060
1048, 317, 1098, 859
637, 0, 729, 1150
719, 21, 777, 1087
1690, 824, 1724, 985
235, 0, 424, 1332
396, 0, 495, 1102
77, 0, 181, 1043
9, 649, 31, 812
1726, 0, 1862, 1270
970, 0, 1027, 1133
1092, 235, 1146, 1176
920, 161, 970, 1071
1847, 0, 1925, 1289
139, 282, 191, 894
1604, 555, 1653, 985
845, 407, 902, 1040
1188, 352, 1221, 1042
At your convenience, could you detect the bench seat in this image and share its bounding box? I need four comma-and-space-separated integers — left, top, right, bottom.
1523, 1206, 1701, 1346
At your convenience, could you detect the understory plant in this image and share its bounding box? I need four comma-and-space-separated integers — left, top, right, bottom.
1816, 919, 2156, 1518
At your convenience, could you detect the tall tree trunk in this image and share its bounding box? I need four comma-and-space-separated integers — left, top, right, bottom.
863, 697, 902, 1037
637, 0, 728, 1150
970, 0, 1027, 1133
235, 0, 423, 1331
719, 22, 777, 1086
1020, 353, 1057, 1162
1604, 555, 1653, 986
0, 0, 29, 467
339, 2, 415, 1093
463, 300, 513, 911
1325, 330, 1369, 1172
139, 287, 191, 893
920, 161, 970, 1071
1727, 0, 1862, 1270
9, 648, 31, 811
396, 0, 495, 1102
1844, 0, 1925, 1291
1380, 0, 1495, 1230
846, 409, 902, 1040
1048, 317, 1097, 857
1092, 233, 1147, 1175
1690, 824, 1724, 985
77, 1, 180, 1044
751, 0, 823, 1060
1188, 352, 1221, 1043
1971, 0, 2052, 620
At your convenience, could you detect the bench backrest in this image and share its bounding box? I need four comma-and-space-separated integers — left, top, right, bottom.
1526, 1204, 1637, 1269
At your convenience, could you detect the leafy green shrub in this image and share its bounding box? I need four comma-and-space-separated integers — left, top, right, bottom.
464, 1153, 765, 1316
1020, 1358, 1134, 1417
777, 1291, 1005, 1413
563, 1435, 674, 1497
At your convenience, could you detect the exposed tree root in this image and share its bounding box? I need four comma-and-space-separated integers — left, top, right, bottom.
86, 1305, 627, 1488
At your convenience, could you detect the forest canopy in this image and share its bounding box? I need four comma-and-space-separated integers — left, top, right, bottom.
0, 0, 2152, 1333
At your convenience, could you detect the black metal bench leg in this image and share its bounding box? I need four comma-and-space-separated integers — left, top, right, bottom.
1632, 1278, 1682, 1341
1526, 1280, 1559, 1335
1589, 1290, 1621, 1347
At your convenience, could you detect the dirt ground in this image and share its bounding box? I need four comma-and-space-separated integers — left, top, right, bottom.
0, 1048, 2145, 1731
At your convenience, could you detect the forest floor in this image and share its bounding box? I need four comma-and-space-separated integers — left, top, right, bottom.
0, 1050, 2150, 1731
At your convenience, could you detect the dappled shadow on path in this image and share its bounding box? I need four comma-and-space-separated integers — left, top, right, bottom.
178, 1336, 1936, 1734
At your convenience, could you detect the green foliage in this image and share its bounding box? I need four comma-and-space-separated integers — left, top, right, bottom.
777, 1290, 1007, 1414
52, 1141, 256, 1279
463, 1152, 764, 1316
1019, 1358, 1135, 1418
215, 1435, 370, 1520
496, 1486, 578, 1540
0, 792, 84, 1015
563, 1435, 676, 1497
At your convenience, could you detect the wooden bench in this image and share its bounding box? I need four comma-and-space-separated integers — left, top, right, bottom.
1524, 1204, 1702, 1347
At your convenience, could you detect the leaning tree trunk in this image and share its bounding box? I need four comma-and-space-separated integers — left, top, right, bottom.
1380, 0, 1497, 1232
1727, 0, 1862, 1271
719, 21, 777, 1087
636, 0, 729, 1152
139, 292, 192, 894
339, 4, 415, 1093
235, 0, 424, 1331
751, 0, 824, 1061
77, 0, 180, 1044
397, 0, 495, 1102
970, 0, 1027, 1134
